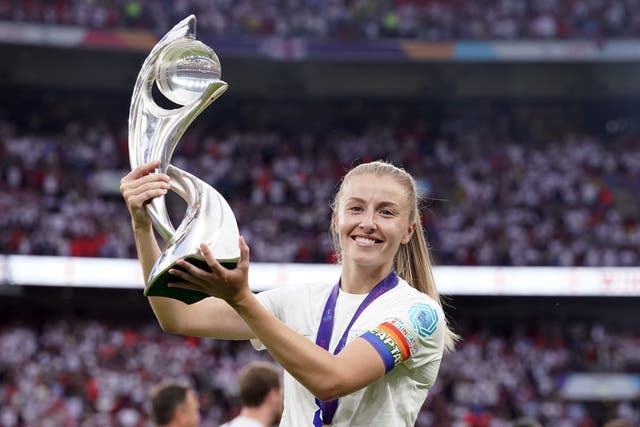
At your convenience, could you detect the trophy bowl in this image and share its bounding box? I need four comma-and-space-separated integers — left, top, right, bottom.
156, 39, 221, 106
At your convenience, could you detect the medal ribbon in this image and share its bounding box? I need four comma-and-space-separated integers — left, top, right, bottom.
312, 270, 399, 427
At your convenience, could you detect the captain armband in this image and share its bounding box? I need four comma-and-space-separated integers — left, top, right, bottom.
360, 318, 419, 373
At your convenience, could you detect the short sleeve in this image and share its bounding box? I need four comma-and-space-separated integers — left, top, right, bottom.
360, 301, 445, 373
249, 288, 283, 351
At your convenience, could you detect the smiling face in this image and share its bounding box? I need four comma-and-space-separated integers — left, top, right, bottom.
333, 173, 416, 273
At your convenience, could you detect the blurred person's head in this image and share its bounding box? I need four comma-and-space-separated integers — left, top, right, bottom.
238, 361, 283, 426
150, 383, 200, 427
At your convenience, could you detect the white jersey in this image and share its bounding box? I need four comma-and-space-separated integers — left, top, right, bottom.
219, 416, 263, 427
252, 277, 445, 427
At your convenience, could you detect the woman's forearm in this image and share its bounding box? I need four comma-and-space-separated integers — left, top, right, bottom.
134, 226, 254, 339
231, 293, 357, 400
131, 221, 187, 332
132, 220, 161, 282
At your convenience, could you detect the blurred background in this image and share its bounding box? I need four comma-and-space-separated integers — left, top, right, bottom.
0, 1, 639, 426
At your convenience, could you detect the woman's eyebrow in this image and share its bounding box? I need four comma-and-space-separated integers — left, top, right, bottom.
345, 197, 401, 209
377, 201, 402, 211
345, 197, 366, 203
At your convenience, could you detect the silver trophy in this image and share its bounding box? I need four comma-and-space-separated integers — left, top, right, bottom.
128, 15, 240, 304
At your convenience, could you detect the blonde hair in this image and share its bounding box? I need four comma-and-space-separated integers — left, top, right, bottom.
330, 160, 459, 352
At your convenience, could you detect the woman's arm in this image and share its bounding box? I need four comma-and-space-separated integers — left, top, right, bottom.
169, 239, 387, 401
120, 161, 254, 340
234, 289, 387, 401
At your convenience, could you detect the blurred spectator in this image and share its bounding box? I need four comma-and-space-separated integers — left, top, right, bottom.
150, 382, 200, 427
220, 361, 283, 427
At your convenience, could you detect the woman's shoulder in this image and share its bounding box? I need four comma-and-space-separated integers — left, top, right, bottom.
394, 278, 441, 308
381, 279, 447, 346
386, 279, 446, 329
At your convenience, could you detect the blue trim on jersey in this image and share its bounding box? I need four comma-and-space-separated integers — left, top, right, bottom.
361, 332, 395, 373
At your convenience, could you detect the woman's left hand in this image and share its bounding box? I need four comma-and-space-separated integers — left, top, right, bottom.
168, 236, 252, 306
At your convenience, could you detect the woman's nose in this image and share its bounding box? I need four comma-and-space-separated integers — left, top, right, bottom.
359, 210, 376, 230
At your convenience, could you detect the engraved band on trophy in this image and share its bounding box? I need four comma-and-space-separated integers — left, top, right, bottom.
128, 15, 240, 304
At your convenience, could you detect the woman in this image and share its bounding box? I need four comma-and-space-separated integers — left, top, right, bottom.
121, 159, 457, 426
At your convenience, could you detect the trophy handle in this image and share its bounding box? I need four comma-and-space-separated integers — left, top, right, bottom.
145, 80, 228, 241
143, 164, 240, 305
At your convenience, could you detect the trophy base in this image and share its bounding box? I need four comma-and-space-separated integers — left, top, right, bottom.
144, 256, 238, 305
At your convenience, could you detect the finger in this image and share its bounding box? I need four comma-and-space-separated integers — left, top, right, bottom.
167, 269, 210, 292
121, 182, 170, 205
125, 180, 171, 199
135, 172, 171, 185
199, 244, 225, 274
123, 183, 170, 206
120, 173, 170, 202
133, 160, 162, 179
167, 281, 205, 292
168, 267, 196, 282
174, 259, 215, 282
121, 160, 161, 183
238, 236, 250, 269
121, 171, 170, 192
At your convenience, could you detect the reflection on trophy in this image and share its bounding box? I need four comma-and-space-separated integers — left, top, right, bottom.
128, 15, 240, 304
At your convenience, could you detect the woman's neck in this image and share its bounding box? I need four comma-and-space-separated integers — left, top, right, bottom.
340, 263, 393, 294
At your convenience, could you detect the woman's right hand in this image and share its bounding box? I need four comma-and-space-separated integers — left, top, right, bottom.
120, 160, 171, 229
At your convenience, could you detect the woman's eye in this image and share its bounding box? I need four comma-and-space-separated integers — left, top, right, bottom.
349, 206, 362, 212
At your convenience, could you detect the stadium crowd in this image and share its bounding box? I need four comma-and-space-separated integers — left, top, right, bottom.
0, 99, 638, 267
1, 0, 640, 41
0, 318, 637, 426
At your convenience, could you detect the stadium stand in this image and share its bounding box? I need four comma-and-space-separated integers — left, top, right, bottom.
1, 0, 639, 41
0, 309, 638, 426
1, 96, 638, 266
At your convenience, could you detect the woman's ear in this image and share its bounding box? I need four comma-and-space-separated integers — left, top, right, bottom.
401, 222, 417, 244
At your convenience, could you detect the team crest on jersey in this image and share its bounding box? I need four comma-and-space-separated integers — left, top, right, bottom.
408, 304, 438, 338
